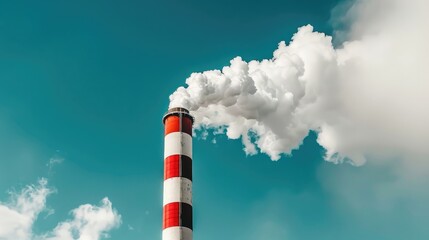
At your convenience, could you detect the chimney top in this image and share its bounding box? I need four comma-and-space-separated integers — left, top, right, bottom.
163, 107, 194, 124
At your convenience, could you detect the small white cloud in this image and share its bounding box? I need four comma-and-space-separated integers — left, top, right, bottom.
0, 179, 51, 240
0, 179, 121, 240
43, 198, 121, 240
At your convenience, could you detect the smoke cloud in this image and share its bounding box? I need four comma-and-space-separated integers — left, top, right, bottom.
169, 0, 429, 166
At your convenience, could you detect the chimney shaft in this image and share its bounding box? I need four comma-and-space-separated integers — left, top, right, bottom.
162, 108, 194, 240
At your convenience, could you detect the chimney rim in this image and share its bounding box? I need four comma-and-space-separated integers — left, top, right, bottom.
163, 107, 194, 124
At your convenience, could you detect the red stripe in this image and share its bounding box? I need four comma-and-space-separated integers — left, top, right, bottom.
164, 155, 180, 180
164, 115, 192, 135
163, 202, 180, 229
164, 155, 193, 181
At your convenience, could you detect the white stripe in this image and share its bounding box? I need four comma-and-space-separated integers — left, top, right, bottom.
164, 132, 192, 159
163, 177, 192, 206
163, 227, 192, 240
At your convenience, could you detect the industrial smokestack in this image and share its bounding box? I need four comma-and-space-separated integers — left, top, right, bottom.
162, 107, 194, 240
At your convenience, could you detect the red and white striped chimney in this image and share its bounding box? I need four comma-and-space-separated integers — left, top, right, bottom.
162, 107, 193, 240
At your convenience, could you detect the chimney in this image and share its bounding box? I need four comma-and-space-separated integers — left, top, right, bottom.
162, 107, 194, 240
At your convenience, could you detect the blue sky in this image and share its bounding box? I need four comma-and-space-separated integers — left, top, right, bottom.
1, 0, 429, 239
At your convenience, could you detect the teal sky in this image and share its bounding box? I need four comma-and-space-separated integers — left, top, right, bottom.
1, 1, 428, 240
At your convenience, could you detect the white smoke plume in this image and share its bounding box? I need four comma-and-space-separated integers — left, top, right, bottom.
0, 179, 121, 240
169, 0, 429, 166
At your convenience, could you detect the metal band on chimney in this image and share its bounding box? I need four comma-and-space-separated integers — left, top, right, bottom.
163, 108, 193, 240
